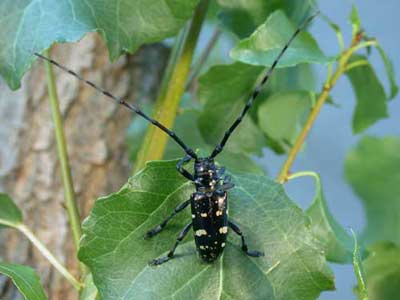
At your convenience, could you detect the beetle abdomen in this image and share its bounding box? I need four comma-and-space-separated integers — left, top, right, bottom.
191, 190, 228, 262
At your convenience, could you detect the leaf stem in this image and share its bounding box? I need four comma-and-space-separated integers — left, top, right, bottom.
345, 59, 369, 72
276, 33, 367, 183
287, 171, 318, 181
43, 49, 82, 251
17, 224, 82, 291
133, 0, 210, 172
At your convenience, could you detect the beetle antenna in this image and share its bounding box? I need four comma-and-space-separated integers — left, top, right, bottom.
210, 11, 320, 158
34, 52, 197, 159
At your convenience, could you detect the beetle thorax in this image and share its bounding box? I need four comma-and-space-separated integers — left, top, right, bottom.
194, 158, 220, 192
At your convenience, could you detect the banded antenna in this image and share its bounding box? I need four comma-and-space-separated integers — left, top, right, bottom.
210, 11, 320, 158
35, 10, 319, 161
34, 53, 198, 159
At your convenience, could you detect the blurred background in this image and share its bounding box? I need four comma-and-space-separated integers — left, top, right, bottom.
0, 0, 398, 299
264, 1, 400, 299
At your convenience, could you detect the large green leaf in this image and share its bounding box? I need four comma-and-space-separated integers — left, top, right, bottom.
346, 55, 388, 134
257, 91, 313, 151
0, 193, 23, 229
230, 11, 330, 68
297, 173, 353, 264
0, 0, 199, 90
197, 62, 266, 156
79, 160, 334, 300
356, 242, 400, 300
345, 136, 400, 246
216, 0, 311, 38
0, 262, 46, 300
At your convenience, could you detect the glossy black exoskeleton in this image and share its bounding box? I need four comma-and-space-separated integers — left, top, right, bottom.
144, 156, 264, 265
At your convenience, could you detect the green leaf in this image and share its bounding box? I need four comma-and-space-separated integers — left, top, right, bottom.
376, 45, 399, 100
217, 0, 311, 38
350, 5, 362, 36
267, 64, 316, 93
352, 231, 368, 300
0, 262, 46, 300
257, 91, 313, 151
0, 0, 199, 90
230, 11, 330, 68
197, 62, 266, 156
79, 160, 334, 300
357, 242, 400, 300
301, 173, 354, 264
217, 0, 270, 38
346, 55, 388, 134
345, 136, 400, 246
0, 193, 23, 229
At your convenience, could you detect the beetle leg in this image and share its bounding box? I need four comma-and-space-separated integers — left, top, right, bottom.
149, 222, 192, 266
144, 199, 191, 239
176, 154, 194, 181
228, 221, 264, 257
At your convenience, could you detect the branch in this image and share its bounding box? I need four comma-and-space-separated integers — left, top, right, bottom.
17, 224, 82, 291
276, 32, 367, 183
43, 49, 84, 270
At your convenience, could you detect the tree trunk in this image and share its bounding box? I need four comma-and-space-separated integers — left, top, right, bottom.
0, 34, 168, 300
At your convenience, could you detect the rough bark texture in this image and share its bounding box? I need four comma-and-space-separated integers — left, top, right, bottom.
0, 34, 168, 300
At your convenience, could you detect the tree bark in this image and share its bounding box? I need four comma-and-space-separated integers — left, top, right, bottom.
0, 34, 168, 300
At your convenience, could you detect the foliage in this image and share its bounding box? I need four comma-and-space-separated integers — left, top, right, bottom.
288, 173, 354, 264
346, 56, 388, 134
345, 136, 400, 246
346, 136, 400, 299
0, 1, 398, 300
0, 0, 199, 89
230, 10, 330, 67
0, 194, 46, 299
357, 242, 400, 300
0, 193, 23, 229
79, 160, 334, 300
0, 263, 46, 300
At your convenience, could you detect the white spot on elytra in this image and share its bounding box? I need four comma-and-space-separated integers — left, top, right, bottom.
216, 211, 223, 216
201, 213, 208, 217
195, 229, 207, 237
219, 226, 228, 234
221, 243, 226, 247
192, 214, 195, 219
200, 245, 206, 250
